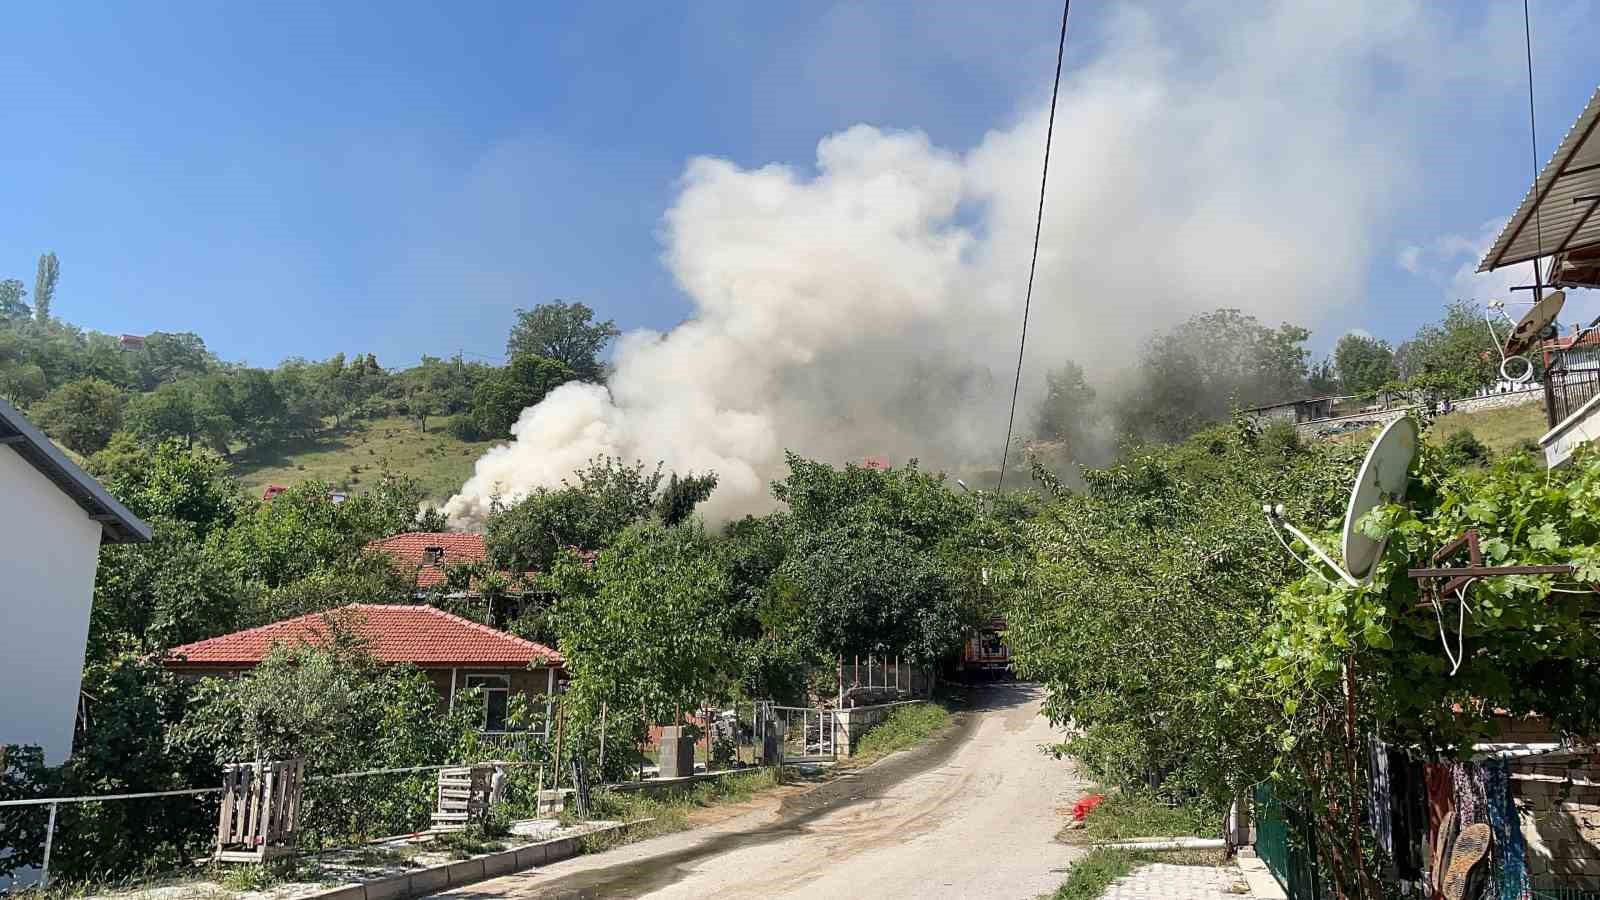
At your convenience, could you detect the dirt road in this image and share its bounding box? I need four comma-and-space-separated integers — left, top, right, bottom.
431, 683, 1088, 900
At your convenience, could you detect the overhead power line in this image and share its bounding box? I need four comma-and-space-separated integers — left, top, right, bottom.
995, 0, 1071, 495
1523, 0, 1543, 294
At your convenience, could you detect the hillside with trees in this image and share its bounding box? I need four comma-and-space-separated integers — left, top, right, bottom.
0, 251, 622, 500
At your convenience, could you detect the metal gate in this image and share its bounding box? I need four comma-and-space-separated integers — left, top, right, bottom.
756, 704, 835, 763
1253, 783, 1327, 900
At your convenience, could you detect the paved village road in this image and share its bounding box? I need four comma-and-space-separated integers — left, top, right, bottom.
429, 683, 1090, 900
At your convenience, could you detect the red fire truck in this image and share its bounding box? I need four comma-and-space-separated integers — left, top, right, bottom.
958, 617, 1012, 680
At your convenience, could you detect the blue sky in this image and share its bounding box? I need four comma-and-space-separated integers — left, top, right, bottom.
2, 1, 1596, 369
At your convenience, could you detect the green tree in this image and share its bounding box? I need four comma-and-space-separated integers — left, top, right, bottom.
226, 368, 287, 449
43, 654, 218, 880
32, 376, 127, 454
655, 471, 720, 526
505, 301, 619, 383
32, 251, 58, 323
471, 353, 575, 438
549, 523, 730, 774
1397, 300, 1501, 395
485, 456, 683, 572
771, 454, 984, 665
0, 278, 28, 320
403, 355, 454, 432
1115, 309, 1313, 443
90, 438, 239, 537
221, 475, 437, 590
1306, 356, 1339, 395
130, 332, 214, 391
125, 381, 201, 446
1332, 333, 1397, 394
175, 632, 484, 848
91, 519, 244, 656
1032, 360, 1099, 460
1006, 417, 1362, 807
0, 328, 47, 405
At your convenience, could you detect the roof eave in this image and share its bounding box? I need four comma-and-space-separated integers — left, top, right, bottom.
0, 395, 152, 544
1480, 86, 1600, 274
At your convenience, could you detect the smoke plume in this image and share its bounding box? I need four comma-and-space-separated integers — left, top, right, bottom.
443, 1, 1531, 527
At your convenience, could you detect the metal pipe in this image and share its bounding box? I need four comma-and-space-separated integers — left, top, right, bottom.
39, 802, 57, 887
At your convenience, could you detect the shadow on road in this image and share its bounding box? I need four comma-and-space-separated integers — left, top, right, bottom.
444, 686, 1038, 900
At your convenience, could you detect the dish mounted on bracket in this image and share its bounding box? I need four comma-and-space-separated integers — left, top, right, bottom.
1501, 289, 1566, 359
1265, 417, 1418, 587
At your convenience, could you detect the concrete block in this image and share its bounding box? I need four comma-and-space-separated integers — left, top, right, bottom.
363, 874, 410, 900
658, 727, 696, 779
542, 837, 581, 863
408, 868, 449, 895
446, 859, 485, 886
483, 849, 519, 876
515, 844, 548, 869
307, 885, 366, 900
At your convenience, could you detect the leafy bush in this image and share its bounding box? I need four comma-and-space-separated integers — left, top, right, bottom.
850, 703, 950, 761
1441, 428, 1490, 467
447, 414, 486, 442
173, 633, 485, 849
1077, 789, 1213, 842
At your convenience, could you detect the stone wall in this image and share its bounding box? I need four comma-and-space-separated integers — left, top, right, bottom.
1512, 752, 1600, 889
832, 700, 924, 758
1291, 388, 1544, 439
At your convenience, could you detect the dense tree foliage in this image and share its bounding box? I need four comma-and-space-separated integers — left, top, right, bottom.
31, 377, 126, 454
1112, 309, 1313, 444
469, 353, 575, 438
1332, 332, 1397, 394
1007, 417, 1362, 806
485, 456, 714, 572
549, 524, 731, 768
504, 300, 619, 383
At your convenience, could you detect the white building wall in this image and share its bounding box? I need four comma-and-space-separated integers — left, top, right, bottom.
0, 444, 104, 765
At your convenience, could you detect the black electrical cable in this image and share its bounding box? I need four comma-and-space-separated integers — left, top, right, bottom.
995, 0, 1071, 495
1523, 0, 1544, 293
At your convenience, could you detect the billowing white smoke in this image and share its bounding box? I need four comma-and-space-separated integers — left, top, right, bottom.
444, 1, 1530, 527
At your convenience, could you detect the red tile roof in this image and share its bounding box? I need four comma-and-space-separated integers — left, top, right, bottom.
366, 532, 489, 589
164, 604, 561, 669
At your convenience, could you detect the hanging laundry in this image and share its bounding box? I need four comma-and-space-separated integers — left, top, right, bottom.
1485, 760, 1531, 900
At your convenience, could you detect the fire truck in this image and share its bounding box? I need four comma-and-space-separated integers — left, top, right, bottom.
958, 617, 1013, 680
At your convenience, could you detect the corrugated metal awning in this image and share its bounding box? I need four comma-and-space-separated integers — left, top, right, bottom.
1480, 86, 1600, 280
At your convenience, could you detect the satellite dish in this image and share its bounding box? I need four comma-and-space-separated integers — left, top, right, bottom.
1341, 417, 1418, 580
1264, 416, 1417, 587
1502, 290, 1565, 358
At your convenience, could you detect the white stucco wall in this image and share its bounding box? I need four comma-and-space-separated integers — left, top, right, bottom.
0, 444, 103, 765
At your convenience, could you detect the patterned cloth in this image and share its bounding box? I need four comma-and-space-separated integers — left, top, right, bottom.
1485, 760, 1532, 900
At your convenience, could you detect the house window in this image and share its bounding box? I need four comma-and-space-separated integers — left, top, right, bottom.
464, 674, 511, 731
422, 547, 445, 567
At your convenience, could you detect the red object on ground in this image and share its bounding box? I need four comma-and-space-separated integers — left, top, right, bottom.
1073, 794, 1107, 821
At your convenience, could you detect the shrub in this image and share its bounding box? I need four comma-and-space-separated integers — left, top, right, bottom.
1441, 428, 1491, 467
447, 414, 487, 442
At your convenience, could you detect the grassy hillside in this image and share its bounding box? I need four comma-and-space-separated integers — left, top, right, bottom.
1311, 399, 1548, 455
230, 416, 497, 503
1430, 400, 1547, 454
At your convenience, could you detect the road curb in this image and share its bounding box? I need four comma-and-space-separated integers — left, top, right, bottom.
299, 821, 641, 900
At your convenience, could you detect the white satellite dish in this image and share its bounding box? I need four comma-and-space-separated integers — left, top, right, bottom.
1264, 417, 1417, 587
1341, 417, 1418, 579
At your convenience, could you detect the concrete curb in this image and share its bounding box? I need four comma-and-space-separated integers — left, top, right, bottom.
1101, 837, 1226, 851
1235, 852, 1288, 899
298, 822, 637, 900
608, 766, 770, 793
